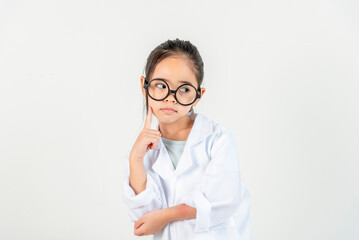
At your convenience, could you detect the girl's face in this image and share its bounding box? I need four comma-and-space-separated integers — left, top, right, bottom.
141, 56, 205, 124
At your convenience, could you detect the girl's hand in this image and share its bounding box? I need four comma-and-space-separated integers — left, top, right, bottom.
134, 209, 168, 236
130, 106, 161, 160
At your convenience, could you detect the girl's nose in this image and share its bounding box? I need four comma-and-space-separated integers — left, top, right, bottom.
164, 92, 177, 103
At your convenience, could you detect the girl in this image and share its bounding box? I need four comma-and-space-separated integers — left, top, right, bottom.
122, 38, 252, 239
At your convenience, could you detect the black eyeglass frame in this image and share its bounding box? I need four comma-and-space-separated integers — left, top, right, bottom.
143, 78, 201, 106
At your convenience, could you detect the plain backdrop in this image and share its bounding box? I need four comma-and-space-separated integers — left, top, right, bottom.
1, 0, 358, 239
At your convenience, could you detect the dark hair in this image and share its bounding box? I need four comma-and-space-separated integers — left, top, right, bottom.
142, 38, 204, 121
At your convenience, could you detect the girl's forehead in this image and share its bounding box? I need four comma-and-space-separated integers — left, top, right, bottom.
152, 56, 197, 86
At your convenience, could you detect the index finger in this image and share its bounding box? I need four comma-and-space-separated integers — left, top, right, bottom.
144, 106, 153, 129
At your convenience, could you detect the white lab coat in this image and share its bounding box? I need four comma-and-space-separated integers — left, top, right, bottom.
122, 111, 252, 240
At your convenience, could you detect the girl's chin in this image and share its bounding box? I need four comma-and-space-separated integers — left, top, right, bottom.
157, 114, 183, 123
158, 115, 176, 121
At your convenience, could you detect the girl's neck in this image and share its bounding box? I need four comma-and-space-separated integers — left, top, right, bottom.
159, 115, 194, 141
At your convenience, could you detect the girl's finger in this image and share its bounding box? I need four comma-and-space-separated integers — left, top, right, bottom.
149, 141, 159, 149
144, 106, 153, 129
134, 219, 142, 229
134, 223, 145, 236
144, 132, 161, 139
143, 128, 161, 134
147, 138, 159, 149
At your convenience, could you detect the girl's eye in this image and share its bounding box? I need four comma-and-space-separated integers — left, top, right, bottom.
180, 87, 189, 93
156, 83, 166, 89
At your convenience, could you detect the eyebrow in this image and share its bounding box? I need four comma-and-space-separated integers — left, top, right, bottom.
154, 78, 193, 85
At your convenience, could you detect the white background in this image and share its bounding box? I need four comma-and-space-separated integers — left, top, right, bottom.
1, 0, 358, 239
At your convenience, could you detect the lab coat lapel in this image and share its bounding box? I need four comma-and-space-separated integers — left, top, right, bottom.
151, 138, 175, 182
151, 111, 213, 181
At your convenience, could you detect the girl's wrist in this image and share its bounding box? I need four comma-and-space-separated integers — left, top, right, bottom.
129, 152, 143, 163
163, 204, 197, 223
162, 207, 175, 223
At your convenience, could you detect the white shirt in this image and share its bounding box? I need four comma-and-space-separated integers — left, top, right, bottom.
122, 111, 252, 240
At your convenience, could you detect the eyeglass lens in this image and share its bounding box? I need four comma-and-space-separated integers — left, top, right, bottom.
147, 79, 197, 105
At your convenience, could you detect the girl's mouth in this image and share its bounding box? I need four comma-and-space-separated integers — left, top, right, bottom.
161, 108, 177, 113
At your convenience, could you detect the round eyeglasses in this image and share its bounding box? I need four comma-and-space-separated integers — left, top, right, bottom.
143, 78, 201, 106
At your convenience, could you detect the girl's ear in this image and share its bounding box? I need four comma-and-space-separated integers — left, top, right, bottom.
200, 88, 206, 96
193, 87, 206, 107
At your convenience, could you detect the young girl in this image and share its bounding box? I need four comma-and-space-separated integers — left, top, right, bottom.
122, 39, 252, 239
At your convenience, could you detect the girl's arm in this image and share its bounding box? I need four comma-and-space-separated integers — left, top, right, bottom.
129, 154, 147, 195
129, 107, 161, 195
134, 204, 196, 236
123, 148, 163, 223
163, 203, 197, 222
123, 106, 163, 222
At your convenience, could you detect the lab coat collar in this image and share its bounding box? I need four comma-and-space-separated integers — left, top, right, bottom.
151, 111, 213, 180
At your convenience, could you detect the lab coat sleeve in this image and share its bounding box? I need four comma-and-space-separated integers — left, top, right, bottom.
122, 147, 163, 222
178, 129, 242, 232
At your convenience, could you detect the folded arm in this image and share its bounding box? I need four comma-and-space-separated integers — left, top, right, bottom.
134, 203, 196, 236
